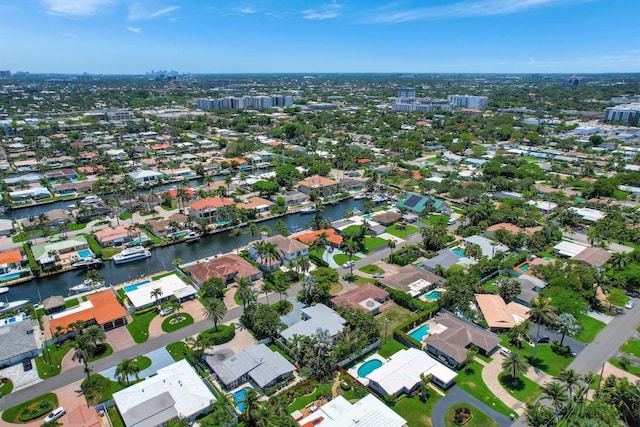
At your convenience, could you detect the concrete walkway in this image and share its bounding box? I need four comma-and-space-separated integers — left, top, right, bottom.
481, 354, 527, 415
432, 386, 514, 427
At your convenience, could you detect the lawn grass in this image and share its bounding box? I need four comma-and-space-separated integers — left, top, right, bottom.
499, 336, 571, 377
161, 313, 194, 333
498, 373, 543, 406
452, 207, 464, 214
289, 383, 333, 412
166, 341, 191, 361
378, 339, 408, 358
392, 394, 442, 427
35, 341, 73, 379
329, 282, 343, 295
444, 404, 499, 427
0, 379, 14, 395
68, 222, 87, 231
609, 357, 640, 376
427, 215, 450, 225
456, 362, 515, 417
88, 343, 113, 362
351, 274, 376, 286
476, 353, 493, 363
376, 303, 414, 336
365, 236, 387, 251
134, 355, 152, 371
575, 313, 606, 343
268, 343, 295, 363
359, 264, 385, 274
1, 393, 58, 423
65, 298, 80, 308
621, 339, 640, 356
333, 253, 361, 265
107, 406, 125, 427
386, 224, 419, 239
126, 310, 157, 343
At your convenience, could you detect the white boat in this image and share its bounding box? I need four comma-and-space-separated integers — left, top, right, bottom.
113, 246, 151, 265
72, 258, 103, 269
299, 207, 317, 214
70, 279, 105, 292
81, 195, 103, 205
353, 194, 367, 200
0, 299, 28, 313
183, 231, 201, 243
0, 287, 8, 294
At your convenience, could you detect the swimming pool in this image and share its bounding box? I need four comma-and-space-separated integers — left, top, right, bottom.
363, 214, 371, 220
124, 280, 151, 293
78, 249, 93, 259
519, 263, 531, 272
233, 387, 252, 412
0, 272, 20, 281
357, 359, 383, 378
451, 248, 465, 256
409, 324, 430, 342
424, 290, 441, 301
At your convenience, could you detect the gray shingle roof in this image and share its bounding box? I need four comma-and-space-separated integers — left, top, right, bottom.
0, 320, 38, 362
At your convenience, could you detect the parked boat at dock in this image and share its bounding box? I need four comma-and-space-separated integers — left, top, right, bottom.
71, 258, 103, 269
0, 299, 29, 312
112, 246, 152, 265
69, 279, 105, 293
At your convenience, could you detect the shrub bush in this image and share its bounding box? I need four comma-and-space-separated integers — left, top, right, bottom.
551, 340, 571, 356
198, 324, 235, 347
133, 306, 157, 316
18, 400, 53, 422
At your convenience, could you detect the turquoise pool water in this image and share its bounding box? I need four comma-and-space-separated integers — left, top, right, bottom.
234, 387, 252, 412
124, 280, 151, 293
451, 248, 464, 256
542, 257, 553, 261
520, 263, 530, 272
357, 359, 383, 378
363, 214, 371, 220
425, 290, 441, 301
409, 324, 430, 342
0, 272, 20, 281
78, 249, 93, 258
130, 237, 148, 245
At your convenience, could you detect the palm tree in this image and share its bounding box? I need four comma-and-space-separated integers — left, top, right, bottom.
84, 324, 106, 349
229, 228, 244, 254
342, 238, 359, 279
501, 351, 528, 381
297, 256, 311, 276
609, 251, 630, 271
260, 281, 272, 304
240, 388, 262, 423
262, 242, 282, 271
235, 278, 254, 309
558, 368, 581, 399
252, 240, 269, 269
310, 232, 329, 262
387, 239, 397, 263
554, 313, 581, 345
115, 358, 140, 385
419, 373, 432, 402
247, 222, 260, 240
185, 335, 207, 360
542, 381, 568, 414
202, 298, 227, 331
150, 287, 164, 311
528, 296, 554, 361
72, 334, 96, 382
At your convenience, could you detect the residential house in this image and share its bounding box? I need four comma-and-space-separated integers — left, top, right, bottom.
475, 294, 530, 332
572, 247, 611, 268
396, 193, 450, 215
188, 196, 235, 223
236, 196, 274, 214
248, 235, 309, 271
94, 225, 142, 247
513, 274, 547, 307
31, 236, 90, 267
378, 265, 445, 297
0, 248, 27, 273
331, 283, 389, 315
293, 394, 407, 427
124, 274, 197, 310
463, 235, 509, 259
424, 312, 500, 369
205, 344, 295, 390
280, 304, 346, 342
183, 254, 262, 285
420, 249, 477, 272
280, 190, 308, 206
113, 360, 217, 427
294, 228, 343, 248
9, 187, 51, 202
128, 169, 164, 184
297, 175, 338, 197
371, 211, 403, 226
47, 289, 127, 336
0, 317, 40, 367
146, 213, 189, 238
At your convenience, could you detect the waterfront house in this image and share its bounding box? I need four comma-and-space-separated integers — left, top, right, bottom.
188, 196, 235, 223
0, 317, 40, 368
248, 234, 309, 271
47, 289, 126, 336
31, 236, 90, 267
297, 175, 338, 197
94, 225, 142, 247
184, 254, 262, 284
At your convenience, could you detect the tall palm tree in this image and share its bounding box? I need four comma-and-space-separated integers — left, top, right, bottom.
240, 388, 262, 423
72, 334, 96, 382
235, 278, 254, 309
528, 296, 554, 361
247, 222, 260, 240
260, 281, 272, 305
542, 381, 568, 414
202, 298, 227, 331
342, 238, 359, 278
501, 351, 528, 380
609, 251, 630, 271
387, 239, 397, 263
558, 368, 581, 399
84, 324, 106, 349
150, 287, 164, 311
115, 358, 140, 385
185, 335, 207, 360
252, 240, 269, 269
297, 256, 311, 276
263, 242, 282, 271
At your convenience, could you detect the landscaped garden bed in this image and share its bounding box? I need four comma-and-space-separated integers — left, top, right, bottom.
161, 312, 194, 333
1, 393, 58, 423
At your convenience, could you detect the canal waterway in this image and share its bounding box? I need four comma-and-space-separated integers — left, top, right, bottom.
5, 197, 366, 303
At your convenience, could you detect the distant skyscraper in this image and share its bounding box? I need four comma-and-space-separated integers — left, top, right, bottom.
605, 103, 640, 124
397, 88, 416, 100
447, 95, 489, 110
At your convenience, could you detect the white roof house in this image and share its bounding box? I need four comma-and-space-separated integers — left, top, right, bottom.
528, 200, 558, 213
366, 348, 457, 395
280, 303, 346, 342
568, 207, 606, 223
113, 359, 216, 427
128, 169, 165, 183
124, 274, 197, 309
293, 394, 407, 427
463, 235, 509, 259
554, 241, 588, 258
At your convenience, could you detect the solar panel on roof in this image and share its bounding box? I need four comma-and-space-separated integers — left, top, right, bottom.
404, 194, 422, 208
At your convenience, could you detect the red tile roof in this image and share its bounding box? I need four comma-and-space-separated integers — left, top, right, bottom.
189, 196, 235, 211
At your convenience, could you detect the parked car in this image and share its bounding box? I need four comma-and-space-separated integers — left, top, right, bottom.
372, 273, 385, 278
536, 335, 550, 343
625, 301, 635, 309
447, 218, 458, 225
500, 347, 511, 357
342, 261, 355, 268
22, 358, 32, 371
44, 407, 65, 423
159, 307, 174, 317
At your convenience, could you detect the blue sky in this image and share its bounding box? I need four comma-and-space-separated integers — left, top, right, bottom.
1, 0, 639, 74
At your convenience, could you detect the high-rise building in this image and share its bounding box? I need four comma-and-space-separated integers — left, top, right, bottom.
196, 95, 293, 111
397, 88, 416, 100
605, 103, 640, 124
447, 95, 489, 110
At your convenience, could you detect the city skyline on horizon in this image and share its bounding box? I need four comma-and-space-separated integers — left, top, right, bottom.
1, 0, 639, 75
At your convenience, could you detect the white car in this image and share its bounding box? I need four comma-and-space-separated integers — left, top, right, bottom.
447, 218, 458, 225
342, 261, 355, 268
625, 301, 635, 309
159, 307, 174, 317
44, 407, 65, 423
500, 347, 512, 357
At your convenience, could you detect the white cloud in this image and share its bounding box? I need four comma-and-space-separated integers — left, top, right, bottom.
42, 0, 116, 17
364, 0, 589, 24
126, 26, 142, 33
128, 3, 179, 21
236, 7, 257, 14
303, 2, 343, 20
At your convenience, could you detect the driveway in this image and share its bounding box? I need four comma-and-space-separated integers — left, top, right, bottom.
531, 324, 586, 355
0, 363, 41, 393
432, 386, 514, 427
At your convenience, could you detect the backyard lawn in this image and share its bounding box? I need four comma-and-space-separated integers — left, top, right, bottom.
377, 339, 408, 358
393, 394, 442, 427
498, 373, 543, 405
375, 303, 414, 336
359, 264, 385, 275
289, 383, 333, 412
126, 310, 157, 343
386, 224, 419, 238
444, 404, 499, 427
456, 362, 515, 417
365, 236, 388, 251
575, 314, 606, 343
